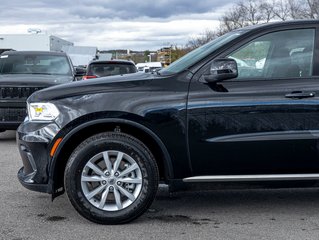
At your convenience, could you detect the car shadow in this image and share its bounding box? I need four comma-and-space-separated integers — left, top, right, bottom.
0, 130, 16, 141
26, 185, 319, 226
140, 186, 319, 225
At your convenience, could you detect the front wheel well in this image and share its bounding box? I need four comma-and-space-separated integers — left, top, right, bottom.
51, 121, 171, 194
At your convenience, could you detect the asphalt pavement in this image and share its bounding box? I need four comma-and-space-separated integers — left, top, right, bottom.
1, 130, 319, 240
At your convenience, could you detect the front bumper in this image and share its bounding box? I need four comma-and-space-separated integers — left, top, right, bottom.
17, 121, 61, 194
17, 167, 50, 193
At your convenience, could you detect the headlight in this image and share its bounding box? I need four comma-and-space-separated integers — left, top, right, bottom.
28, 102, 60, 121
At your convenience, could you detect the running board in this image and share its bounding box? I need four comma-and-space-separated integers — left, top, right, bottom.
183, 174, 319, 183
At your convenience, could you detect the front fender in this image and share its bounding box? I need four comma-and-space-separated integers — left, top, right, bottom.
48, 117, 174, 197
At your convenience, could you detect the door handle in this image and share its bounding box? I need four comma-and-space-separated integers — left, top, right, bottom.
285, 91, 315, 99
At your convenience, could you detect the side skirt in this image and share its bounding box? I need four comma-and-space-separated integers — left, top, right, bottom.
183, 174, 319, 183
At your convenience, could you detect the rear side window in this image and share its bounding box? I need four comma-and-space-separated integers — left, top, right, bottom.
88, 63, 137, 77
227, 29, 315, 79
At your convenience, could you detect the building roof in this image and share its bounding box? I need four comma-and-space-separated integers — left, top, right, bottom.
62, 46, 97, 55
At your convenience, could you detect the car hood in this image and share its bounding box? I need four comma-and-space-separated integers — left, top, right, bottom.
29, 72, 161, 102
0, 74, 73, 86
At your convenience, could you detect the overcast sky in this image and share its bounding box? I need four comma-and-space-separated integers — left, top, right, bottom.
0, 0, 236, 50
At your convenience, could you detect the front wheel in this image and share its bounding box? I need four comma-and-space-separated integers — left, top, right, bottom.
64, 132, 159, 224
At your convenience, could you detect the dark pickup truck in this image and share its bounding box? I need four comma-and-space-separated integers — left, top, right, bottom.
0, 51, 75, 131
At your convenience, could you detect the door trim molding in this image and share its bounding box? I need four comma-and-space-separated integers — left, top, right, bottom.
183, 174, 319, 182
206, 130, 319, 143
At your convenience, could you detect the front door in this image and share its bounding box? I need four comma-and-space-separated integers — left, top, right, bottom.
188, 27, 319, 176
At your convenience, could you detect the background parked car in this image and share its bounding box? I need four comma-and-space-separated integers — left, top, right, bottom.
0, 51, 79, 132
82, 60, 137, 80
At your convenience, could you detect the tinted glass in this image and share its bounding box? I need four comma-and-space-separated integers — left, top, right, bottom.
159, 30, 245, 75
227, 29, 315, 79
88, 63, 137, 77
0, 54, 72, 75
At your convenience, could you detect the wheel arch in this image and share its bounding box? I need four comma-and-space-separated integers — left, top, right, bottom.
49, 118, 174, 197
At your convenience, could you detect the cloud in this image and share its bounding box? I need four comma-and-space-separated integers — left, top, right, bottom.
69, 0, 234, 19
0, 0, 234, 22
0, 0, 236, 50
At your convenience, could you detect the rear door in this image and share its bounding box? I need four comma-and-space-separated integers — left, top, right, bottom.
187, 26, 319, 176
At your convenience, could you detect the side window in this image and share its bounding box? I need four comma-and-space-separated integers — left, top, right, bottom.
227, 29, 315, 79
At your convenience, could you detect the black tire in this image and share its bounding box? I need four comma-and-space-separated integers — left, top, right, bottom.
64, 132, 159, 224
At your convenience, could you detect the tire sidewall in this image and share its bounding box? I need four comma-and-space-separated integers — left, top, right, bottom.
65, 133, 158, 224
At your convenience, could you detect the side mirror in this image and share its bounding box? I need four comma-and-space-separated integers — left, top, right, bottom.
204, 58, 238, 83
74, 67, 87, 77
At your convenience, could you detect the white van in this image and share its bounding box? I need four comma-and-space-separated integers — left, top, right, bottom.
136, 62, 162, 73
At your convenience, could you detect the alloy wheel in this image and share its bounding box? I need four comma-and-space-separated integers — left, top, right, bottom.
81, 150, 143, 211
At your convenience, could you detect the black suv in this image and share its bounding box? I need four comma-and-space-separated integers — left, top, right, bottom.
17, 20, 319, 224
0, 51, 75, 131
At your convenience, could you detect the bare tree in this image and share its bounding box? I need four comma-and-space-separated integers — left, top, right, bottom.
186, 0, 319, 49
218, 0, 275, 34
219, 4, 248, 33
260, 2, 275, 22
186, 29, 218, 49
238, 0, 264, 24
287, 0, 304, 19
304, 0, 319, 19
272, 0, 291, 20
270, 0, 318, 20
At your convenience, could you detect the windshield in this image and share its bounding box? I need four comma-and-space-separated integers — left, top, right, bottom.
0, 54, 72, 76
159, 31, 244, 75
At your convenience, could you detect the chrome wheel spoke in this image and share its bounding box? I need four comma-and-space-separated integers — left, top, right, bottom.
118, 163, 138, 178
113, 187, 122, 210
113, 152, 123, 173
85, 184, 105, 200
118, 186, 136, 201
103, 152, 112, 173
81, 150, 143, 212
86, 162, 105, 177
81, 175, 103, 182
120, 177, 142, 184
98, 187, 110, 209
